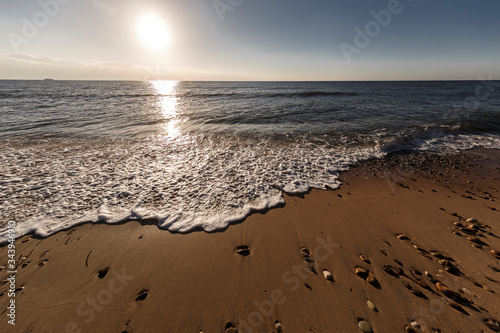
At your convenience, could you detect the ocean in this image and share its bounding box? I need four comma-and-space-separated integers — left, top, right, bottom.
1, 80, 500, 241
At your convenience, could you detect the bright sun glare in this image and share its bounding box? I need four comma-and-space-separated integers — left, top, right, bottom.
137, 14, 169, 50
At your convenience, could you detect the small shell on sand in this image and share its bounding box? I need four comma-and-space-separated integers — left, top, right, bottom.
405, 325, 418, 333
466, 218, 479, 224
355, 267, 368, 278
437, 259, 450, 266
358, 320, 373, 333
367, 300, 377, 311
366, 273, 376, 285
453, 221, 464, 227
460, 288, 475, 298
484, 318, 500, 332
360, 255, 369, 262
447, 301, 461, 310
491, 250, 500, 256
467, 236, 481, 243
436, 282, 460, 299
323, 270, 333, 281
397, 234, 410, 241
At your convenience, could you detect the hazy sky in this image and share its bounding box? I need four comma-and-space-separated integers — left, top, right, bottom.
1, 0, 499, 80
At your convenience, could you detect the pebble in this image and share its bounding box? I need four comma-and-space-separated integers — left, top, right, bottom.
397, 234, 410, 241
460, 288, 475, 298
436, 282, 460, 299
484, 285, 494, 292
367, 300, 377, 311
467, 236, 481, 243
356, 267, 368, 278
323, 270, 333, 281
430, 251, 444, 259
366, 273, 376, 285
405, 325, 418, 333
453, 221, 464, 228
360, 255, 369, 263
491, 250, 500, 256
447, 301, 461, 310
358, 320, 373, 333
275, 322, 283, 332
484, 318, 500, 332
466, 218, 478, 224
424, 271, 432, 279
437, 259, 449, 266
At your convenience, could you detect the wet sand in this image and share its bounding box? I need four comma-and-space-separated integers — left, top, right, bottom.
1, 148, 500, 332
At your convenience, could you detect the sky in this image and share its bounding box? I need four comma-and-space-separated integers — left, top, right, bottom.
0, 0, 499, 81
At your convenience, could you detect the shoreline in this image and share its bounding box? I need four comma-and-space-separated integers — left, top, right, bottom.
1, 147, 500, 332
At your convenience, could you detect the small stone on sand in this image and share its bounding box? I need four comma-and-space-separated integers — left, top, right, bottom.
323, 270, 333, 281
355, 267, 368, 278
367, 300, 377, 311
358, 320, 373, 333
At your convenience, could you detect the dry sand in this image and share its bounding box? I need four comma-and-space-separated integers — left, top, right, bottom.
1, 148, 500, 333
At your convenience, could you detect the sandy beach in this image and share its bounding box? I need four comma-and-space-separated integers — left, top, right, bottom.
1, 147, 500, 333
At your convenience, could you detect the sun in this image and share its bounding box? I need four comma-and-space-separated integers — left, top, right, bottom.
136, 14, 169, 50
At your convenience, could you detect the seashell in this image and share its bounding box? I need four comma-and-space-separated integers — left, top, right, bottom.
360, 255, 369, 262
397, 234, 410, 241
467, 236, 481, 243
367, 300, 377, 311
358, 321, 373, 333
405, 325, 418, 333
453, 221, 464, 228
366, 273, 376, 285
491, 250, 500, 256
466, 218, 478, 224
436, 282, 460, 299
460, 288, 475, 298
430, 252, 444, 259
484, 318, 500, 332
323, 270, 333, 281
355, 267, 368, 278
438, 259, 450, 266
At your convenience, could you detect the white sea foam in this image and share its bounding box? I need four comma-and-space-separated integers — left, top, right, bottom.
1, 131, 499, 243
0, 135, 384, 242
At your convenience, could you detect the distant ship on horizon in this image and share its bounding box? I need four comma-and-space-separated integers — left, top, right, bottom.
43, 78, 54, 81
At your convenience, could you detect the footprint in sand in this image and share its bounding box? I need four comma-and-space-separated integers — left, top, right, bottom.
98, 267, 109, 279
135, 289, 149, 302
